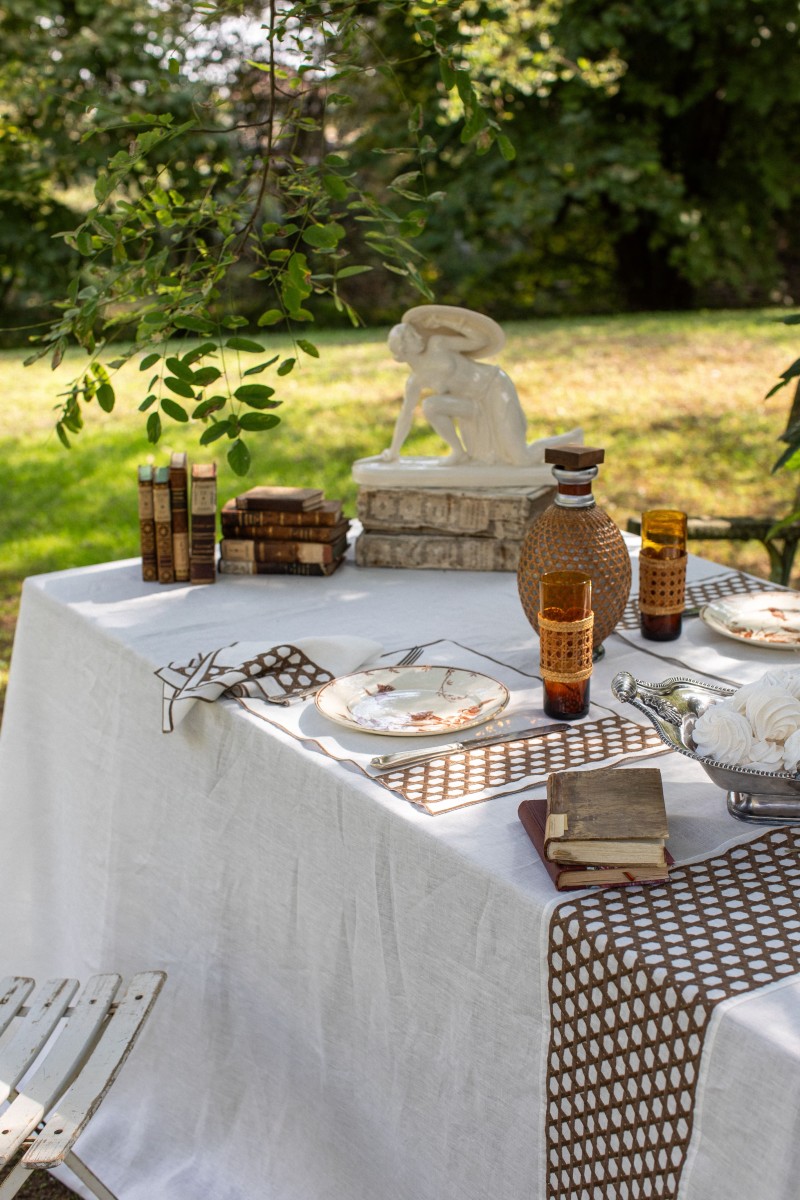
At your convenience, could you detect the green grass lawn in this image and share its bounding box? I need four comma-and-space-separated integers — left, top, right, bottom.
2, 308, 799, 712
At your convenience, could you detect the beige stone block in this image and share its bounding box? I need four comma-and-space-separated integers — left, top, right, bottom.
357, 485, 554, 539
355, 532, 523, 572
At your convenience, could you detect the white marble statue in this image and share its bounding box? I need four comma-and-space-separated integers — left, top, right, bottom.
352, 305, 581, 489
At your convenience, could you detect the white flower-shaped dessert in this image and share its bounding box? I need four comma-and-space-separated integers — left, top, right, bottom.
763, 668, 800, 702
744, 684, 800, 742
746, 738, 786, 771
783, 728, 800, 773
692, 703, 753, 766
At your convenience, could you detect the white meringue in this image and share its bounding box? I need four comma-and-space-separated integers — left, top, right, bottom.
745, 738, 785, 771
744, 684, 800, 741
783, 728, 800, 773
691, 705, 754, 765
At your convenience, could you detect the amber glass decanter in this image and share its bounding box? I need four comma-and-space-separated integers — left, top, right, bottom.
517, 445, 631, 650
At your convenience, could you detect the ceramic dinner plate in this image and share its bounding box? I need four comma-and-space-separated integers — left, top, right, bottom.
314, 664, 509, 736
700, 590, 800, 649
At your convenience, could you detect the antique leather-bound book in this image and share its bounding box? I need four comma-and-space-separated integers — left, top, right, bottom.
152, 466, 175, 584
543, 767, 669, 866
219, 534, 348, 565
190, 463, 217, 584
218, 558, 345, 577
221, 499, 343, 527
137, 465, 157, 582
169, 452, 190, 582
221, 513, 349, 544
519, 796, 672, 891
234, 486, 324, 513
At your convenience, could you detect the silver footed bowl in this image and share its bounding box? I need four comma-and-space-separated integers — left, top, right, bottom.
611, 670, 800, 824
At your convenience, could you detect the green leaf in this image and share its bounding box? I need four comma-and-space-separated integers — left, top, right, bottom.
193, 396, 227, 418
440, 58, 457, 90
139, 394, 157, 411
164, 376, 196, 399
162, 397, 189, 422
257, 309, 283, 326
56, 422, 71, 449
96, 383, 115, 412
199, 421, 230, 445
277, 358, 296, 376
238, 412, 281, 432
174, 315, 214, 334
228, 439, 251, 476
75, 231, 93, 256
166, 356, 196, 382
496, 133, 516, 161
222, 315, 248, 328
234, 383, 277, 404
192, 366, 222, 386
322, 175, 350, 200
296, 339, 319, 358
336, 265, 373, 279
226, 337, 266, 353
168, 56, 180, 76
301, 223, 345, 250
243, 356, 279, 376
182, 342, 219, 363
147, 412, 162, 443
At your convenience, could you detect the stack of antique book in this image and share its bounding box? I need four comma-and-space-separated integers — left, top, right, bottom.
137, 454, 217, 585
218, 486, 350, 577
354, 484, 555, 572
518, 767, 672, 891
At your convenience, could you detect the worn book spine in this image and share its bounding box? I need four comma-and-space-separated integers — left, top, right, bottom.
220, 534, 348, 565
357, 486, 555, 538
220, 516, 350, 543
355, 531, 523, 572
169, 451, 190, 582
137, 465, 158, 582
152, 466, 175, 584
518, 798, 672, 891
221, 500, 343, 527
190, 463, 217, 585
218, 557, 344, 577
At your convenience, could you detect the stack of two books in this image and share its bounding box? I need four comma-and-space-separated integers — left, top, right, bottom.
219, 486, 350, 577
519, 768, 672, 891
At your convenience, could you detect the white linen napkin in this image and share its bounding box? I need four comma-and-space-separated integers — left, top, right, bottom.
156, 636, 382, 732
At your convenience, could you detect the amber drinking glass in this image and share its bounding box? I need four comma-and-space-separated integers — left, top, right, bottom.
639, 509, 688, 641
538, 571, 593, 720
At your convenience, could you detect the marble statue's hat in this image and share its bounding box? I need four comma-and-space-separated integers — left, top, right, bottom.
402, 305, 505, 361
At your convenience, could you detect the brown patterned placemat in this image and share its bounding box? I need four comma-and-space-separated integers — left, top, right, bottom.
378, 715, 667, 815
617, 570, 778, 631
546, 826, 800, 1200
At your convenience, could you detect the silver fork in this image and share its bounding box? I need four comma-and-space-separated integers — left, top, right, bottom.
264, 645, 424, 706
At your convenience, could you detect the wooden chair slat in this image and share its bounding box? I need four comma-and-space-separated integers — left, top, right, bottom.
0, 979, 78, 1106
0, 975, 121, 1168
22, 971, 166, 1170
0, 980, 34, 1040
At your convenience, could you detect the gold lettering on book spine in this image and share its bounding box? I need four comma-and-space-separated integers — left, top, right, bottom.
538, 613, 594, 683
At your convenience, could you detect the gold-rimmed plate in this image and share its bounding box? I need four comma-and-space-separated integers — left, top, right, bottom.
314, 664, 509, 736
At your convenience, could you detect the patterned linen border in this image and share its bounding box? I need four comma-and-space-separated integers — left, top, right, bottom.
381, 715, 667, 816
546, 827, 800, 1200
617, 570, 777, 632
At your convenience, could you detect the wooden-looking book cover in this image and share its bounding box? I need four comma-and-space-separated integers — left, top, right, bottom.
152, 466, 175, 584
137, 465, 157, 582
544, 767, 668, 866
220, 515, 350, 544
218, 557, 344, 577
169, 451, 190, 582
219, 534, 348, 565
221, 499, 343, 527
190, 462, 217, 585
234, 486, 324, 513
519, 797, 672, 891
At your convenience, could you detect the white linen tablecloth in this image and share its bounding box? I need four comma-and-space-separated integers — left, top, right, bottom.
0, 538, 798, 1200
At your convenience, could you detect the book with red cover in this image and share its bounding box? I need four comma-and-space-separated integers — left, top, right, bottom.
518, 796, 673, 891
234, 486, 324, 513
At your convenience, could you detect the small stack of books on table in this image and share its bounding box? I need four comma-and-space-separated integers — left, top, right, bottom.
137, 454, 217, 585
518, 767, 672, 891
219, 486, 351, 577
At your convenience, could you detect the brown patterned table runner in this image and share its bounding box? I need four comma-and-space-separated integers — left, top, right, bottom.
617, 570, 778, 632
546, 826, 800, 1200
380, 715, 666, 815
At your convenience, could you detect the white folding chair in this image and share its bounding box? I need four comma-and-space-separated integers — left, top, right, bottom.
0, 972, 166, 1199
